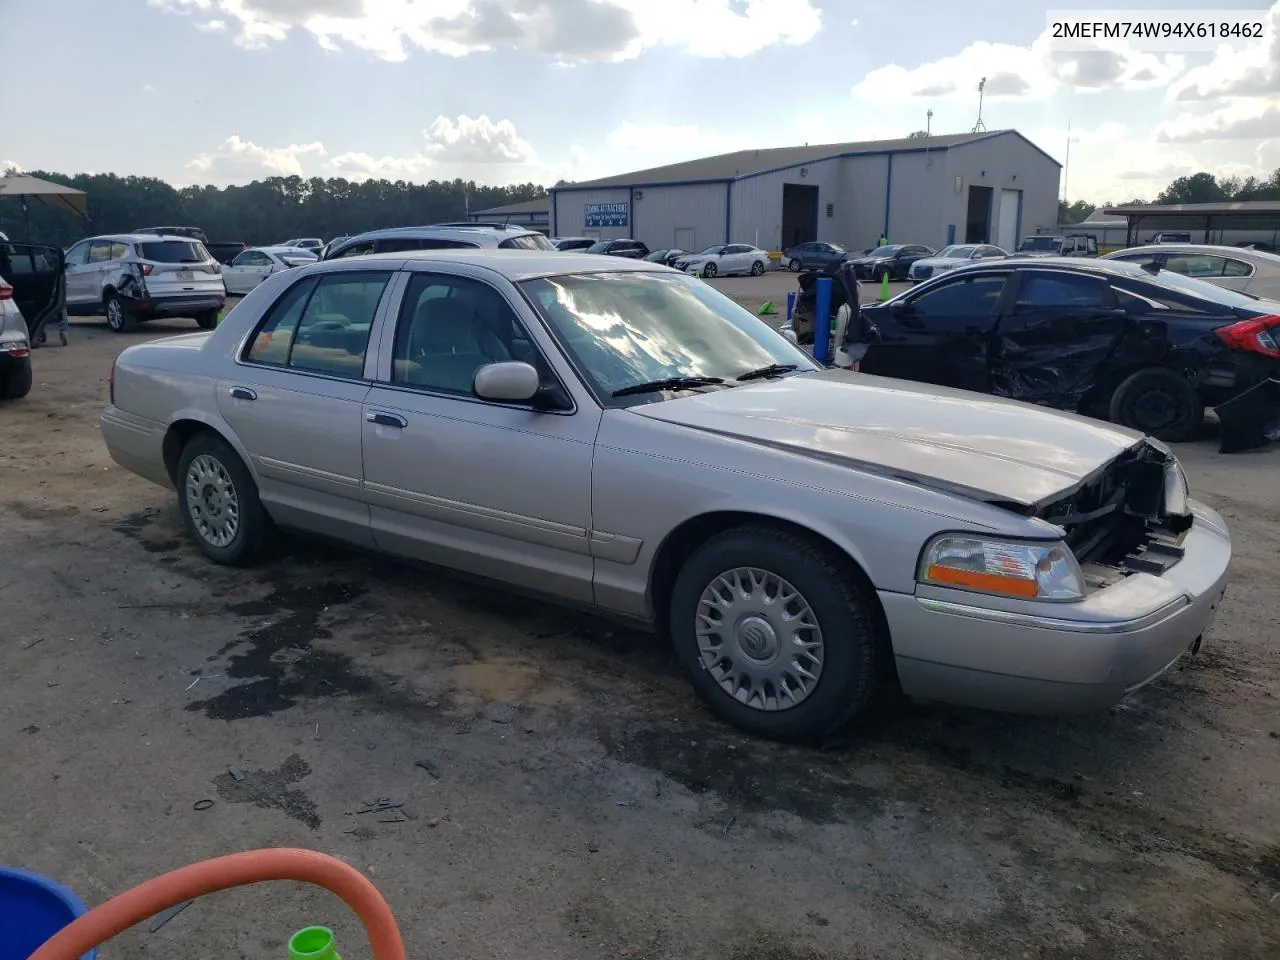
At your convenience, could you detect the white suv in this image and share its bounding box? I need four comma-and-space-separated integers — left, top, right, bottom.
64, 234, 226, 332
322, 223, 555, 260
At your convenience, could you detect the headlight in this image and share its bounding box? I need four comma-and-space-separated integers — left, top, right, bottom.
918, 535, 1085, 601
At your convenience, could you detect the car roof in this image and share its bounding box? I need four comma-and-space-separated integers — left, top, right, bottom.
81, 233, 202, 243
341, 223, 541, 242
949, 256, 1152, 279
256, 245, 316, 254
1105, 243, 1280, 264
324, 248, 675, 281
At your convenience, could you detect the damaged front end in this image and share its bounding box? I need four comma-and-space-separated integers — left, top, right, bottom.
1030, 440, 1194, 591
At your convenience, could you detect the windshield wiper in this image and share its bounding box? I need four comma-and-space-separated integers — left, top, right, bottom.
611, 376, 725, 398
736, 363, 799, 382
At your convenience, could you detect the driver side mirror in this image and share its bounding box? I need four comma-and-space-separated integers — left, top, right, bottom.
473, 360, 571, 410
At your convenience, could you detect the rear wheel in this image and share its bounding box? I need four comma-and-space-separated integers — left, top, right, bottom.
750, 259, 766, 276
195, 310, 218, 330
1108, 367, 1203, 442
104, 294, 135, 333
176, 432, 270, 565
668, 525, 888, 743
0, 358, 32, 400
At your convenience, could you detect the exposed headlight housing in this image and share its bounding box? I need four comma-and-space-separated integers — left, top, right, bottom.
918, 535, 1085, 601
1163, 458, 1190, 516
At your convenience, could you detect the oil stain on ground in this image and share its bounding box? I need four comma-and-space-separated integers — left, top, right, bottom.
212, 754, 321, 829
187, 580, 373, 720
111, 507, 183, 554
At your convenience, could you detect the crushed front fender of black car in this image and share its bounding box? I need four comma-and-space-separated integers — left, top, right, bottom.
1214, 378, 1280, 453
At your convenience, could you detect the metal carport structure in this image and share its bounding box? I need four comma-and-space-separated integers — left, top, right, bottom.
1104, 201, 1280, 248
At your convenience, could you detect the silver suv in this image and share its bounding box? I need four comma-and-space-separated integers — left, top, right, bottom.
64, 234, 226, 332
321, 223, 555, 260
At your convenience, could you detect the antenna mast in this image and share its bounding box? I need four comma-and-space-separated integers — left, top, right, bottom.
971, 78, 987, 133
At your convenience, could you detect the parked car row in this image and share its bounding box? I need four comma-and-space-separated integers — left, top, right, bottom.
98, 247, 1235, 744
550, 237, 773, 276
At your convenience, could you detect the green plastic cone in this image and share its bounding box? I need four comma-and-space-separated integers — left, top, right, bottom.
757, 300, 776, 315
289, 926, 340, 960
879, 272, 891, 301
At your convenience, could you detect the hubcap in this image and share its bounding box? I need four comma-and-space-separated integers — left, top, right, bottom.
106, 300, 122, 329
1132, 389, 1179, 431
695, 567, 825, 712
184, 454, 240, 548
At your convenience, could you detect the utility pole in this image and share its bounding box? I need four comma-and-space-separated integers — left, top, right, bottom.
926, 109, 933, 136
1063, 121, 1078, 207
971, 78, 986, 133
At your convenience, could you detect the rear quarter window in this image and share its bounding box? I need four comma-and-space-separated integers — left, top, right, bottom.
499, 234, 555, 250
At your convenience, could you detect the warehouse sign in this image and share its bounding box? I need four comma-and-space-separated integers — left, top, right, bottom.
585, 202, 629, 227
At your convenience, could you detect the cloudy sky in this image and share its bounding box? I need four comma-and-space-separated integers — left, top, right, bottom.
4, 0, 1278, 203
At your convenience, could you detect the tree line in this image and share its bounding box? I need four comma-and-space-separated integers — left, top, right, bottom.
0, 170, 546, 247
1059, 168, 1280, 224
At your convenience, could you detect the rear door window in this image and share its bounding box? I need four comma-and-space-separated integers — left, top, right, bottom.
1014, 272, 1108, 308
139, 241, 205, 263
910, 273, 1008, 317
87, 240, 111, 263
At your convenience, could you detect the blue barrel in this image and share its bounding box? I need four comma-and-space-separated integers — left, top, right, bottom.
0, 867, 97, 960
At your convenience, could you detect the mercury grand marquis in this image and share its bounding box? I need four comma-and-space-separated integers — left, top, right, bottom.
99, 250, 1231, 742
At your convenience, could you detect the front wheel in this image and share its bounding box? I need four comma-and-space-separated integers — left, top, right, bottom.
788, 258, 802, 272
669, 525, 888, 743
750, 259, 765, 276
176, 432, 270, 565
701, 262, 718, 279
1108, 367, 1203, 442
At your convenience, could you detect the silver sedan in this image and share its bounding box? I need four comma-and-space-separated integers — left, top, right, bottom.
99, 250, 1231, 742
1102, 243, 1280, 300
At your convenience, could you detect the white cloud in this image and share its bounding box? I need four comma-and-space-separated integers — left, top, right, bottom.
147, 0, 822, 62
186, 135, 327, 182
2, 161, 23, 174
1258, 139, 1280, 171
1157, 102, 1280, 143
197, 18, 227, 32
852, 28, 1185, 103
1166, 0, 1280, 102
424, 115, 536, 164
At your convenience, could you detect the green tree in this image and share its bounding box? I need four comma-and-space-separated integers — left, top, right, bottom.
1057, 200, 1093, 224
0, 170, 547, 247
907, 130, 929, 139
1155, 172, 1228, 204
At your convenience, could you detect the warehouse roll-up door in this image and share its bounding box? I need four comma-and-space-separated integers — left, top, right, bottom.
997, 189, 1021, 251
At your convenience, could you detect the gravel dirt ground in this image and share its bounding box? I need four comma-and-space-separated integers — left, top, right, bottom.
2, 308, 1278, 960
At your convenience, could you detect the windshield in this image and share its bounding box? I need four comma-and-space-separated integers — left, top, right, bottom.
1019, 237, 1063, 252
519, 271, 817, 404
585, 242, 611, 253
867, 246, 901, 258
139, 240, 208, 263
699, 246, 725, 255
938, 245, 976, 258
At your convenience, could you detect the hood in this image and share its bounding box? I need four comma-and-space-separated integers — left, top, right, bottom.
912, 256, 966, 269
630, 369, 1146, 509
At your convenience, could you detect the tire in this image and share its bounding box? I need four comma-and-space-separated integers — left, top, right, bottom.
104, 294, 135, 333
750, 259, 765, 276
1108, 367, 1203, 442
668, 524, 888, 743
195, 311, 219, 330
702, 262, 718, 279
0, 358, 32, 400
175, 432, 270, 566
788, 259, 802, 272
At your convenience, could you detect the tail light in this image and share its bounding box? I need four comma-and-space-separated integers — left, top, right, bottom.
0, 283, 12, 300
140, 264, 153, 276
1215, 315, 1280, 358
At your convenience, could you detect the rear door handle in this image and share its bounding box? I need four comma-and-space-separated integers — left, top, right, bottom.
229, 386, 257, 401
367, 411, 407, 428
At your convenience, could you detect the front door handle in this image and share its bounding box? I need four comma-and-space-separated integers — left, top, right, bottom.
229, 386, 257, 401
366, 411, 407, 429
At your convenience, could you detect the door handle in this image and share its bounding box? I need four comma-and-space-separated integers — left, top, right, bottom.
366, 411, 407, 428
229, 386, 257, 401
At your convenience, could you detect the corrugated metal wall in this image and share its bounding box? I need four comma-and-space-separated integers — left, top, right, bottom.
884, 151, 949, 248
730, 158, 843, 251
943, 135, 1061, 249
551, 188, 631, 239
839, 155, 891, 251
632, 184, 727, 252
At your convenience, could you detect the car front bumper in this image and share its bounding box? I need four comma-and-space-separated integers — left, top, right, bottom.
881, 500, 1231, 714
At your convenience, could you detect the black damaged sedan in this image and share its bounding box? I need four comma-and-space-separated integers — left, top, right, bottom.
844, 258, 1280, 450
